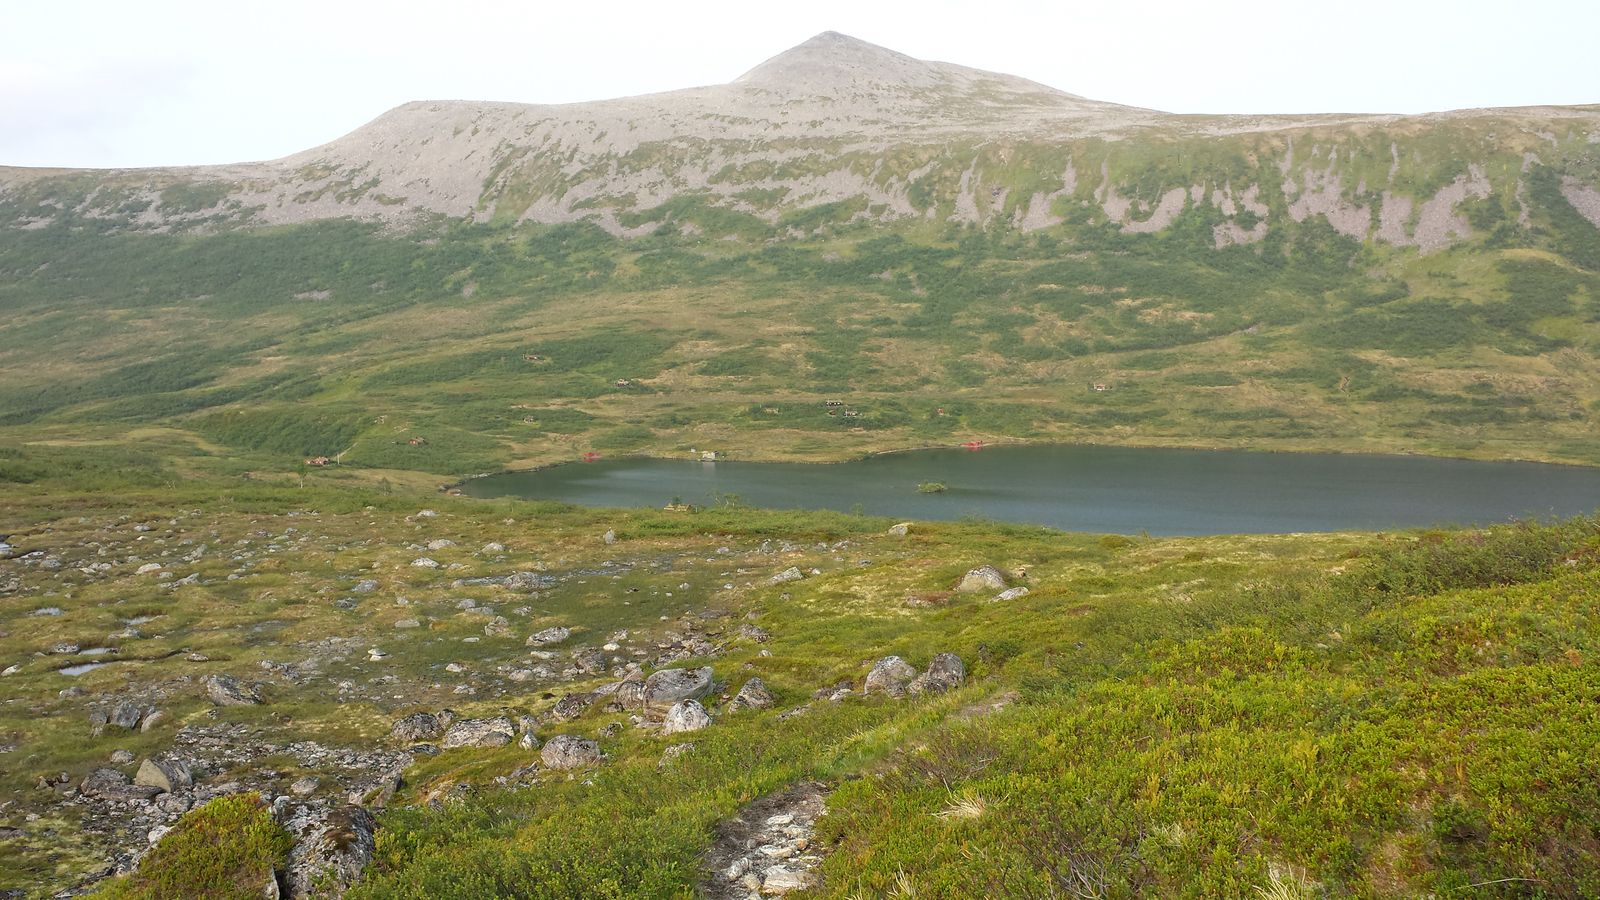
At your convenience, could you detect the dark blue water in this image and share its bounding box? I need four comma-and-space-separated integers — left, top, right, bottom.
459, 444, 1600, 535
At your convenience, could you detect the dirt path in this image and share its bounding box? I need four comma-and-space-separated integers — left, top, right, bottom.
700, 781, 830, 898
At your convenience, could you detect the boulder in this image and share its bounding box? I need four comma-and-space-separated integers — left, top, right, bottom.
203, 674, 261, 706
410, 557, 439, 569
769, 567, 805, 585
283, 805, 377, 899
80, 767, 161, 801
440, 716, 516, 749
727, 678, 775, 712
615, 678, 648, 710
350, 579, 379, 593
541, 734, 602, 770
547, 693, 595, 723
603, 529, 616, 545
139, 709, 171, 732
887, 523, 911, 538
526, 626, 572, 647
134, 754, 193, 793
762, 866, 818, 894
390, 711, 450, 744
863, 656, 917, 697
955, 566, 1008, 593
908, 653, 966, 695
662, 699, 711, 734
644, 666, 713, 706
109, 700, 146, 730
993, 586, 1030, 601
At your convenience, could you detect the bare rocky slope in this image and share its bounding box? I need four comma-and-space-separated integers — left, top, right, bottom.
3, 31, 1598, 249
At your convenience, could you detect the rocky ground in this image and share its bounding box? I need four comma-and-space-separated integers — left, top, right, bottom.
0, 499, 989, 897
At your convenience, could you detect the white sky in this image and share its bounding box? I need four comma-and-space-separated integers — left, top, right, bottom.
5, 0, 1597, 169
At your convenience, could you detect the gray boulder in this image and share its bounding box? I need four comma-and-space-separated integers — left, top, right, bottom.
908, 653, 966, 695
134, 754, 193, 793
440, 716, 516, 749
993, 586, 1030, 601
662, 699, 711, 734
955, 566, 1008, 593
615, 678, 648, 710
283, 804, 377, 899
80, 767, 161, 801
541, 734, 602, 770
644, 666, 713, 706
202, 674, 261, 706
887, 523, 911, 537
769, 567, 805, 585
863, 656, 917, 697
109, 700, 146, 730
547, 692, 595, 723
390, 711, 450, 744
727, 678, 775, 712
528, 624, 572, 643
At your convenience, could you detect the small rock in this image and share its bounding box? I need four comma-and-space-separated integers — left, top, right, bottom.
602, 529, 616, 545
140, 709, 171, 732
887, 523, 911, 537
135, 563, 163, 575
481, 542, 506, 553
993, 586, 1030, 601
416, 509, 438, 518
203, 674, 262, 706
410, 557, 440, 569
109, 700, 145, 729
762, 866, 817, 894
728, 677, 775, 711
290, 776, 320, 797
425, 539, 455, 551
110, 749, 136, 764
351, 579, 379, 593
769, 567, 804, 585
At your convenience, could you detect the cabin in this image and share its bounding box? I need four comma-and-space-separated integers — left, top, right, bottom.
823, 400, 844, 407
523, 354, 544, 362
701, 451, 720, 462
1092, 383, 1109, 392
842, 409, 861, 418
615, 379, 632, 388
304, 456, 331, 467
407, 437, 427, 446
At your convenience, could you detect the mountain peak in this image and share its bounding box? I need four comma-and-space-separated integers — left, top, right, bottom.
733, 31, 940, 91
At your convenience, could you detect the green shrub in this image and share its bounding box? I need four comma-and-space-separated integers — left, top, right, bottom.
94, 793, 290, 900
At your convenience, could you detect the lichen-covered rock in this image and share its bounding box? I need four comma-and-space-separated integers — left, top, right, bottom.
541, 734, 603, 770
526, 625, 571, 647
863, 656, 917, 697
80, 767, 161, 801
955, 565, 1008, 593
644, 666, 713, 706
728, 678, 775, 712
769, 567, 805, 584
134, 754, 193, 793
887, 523, 911, 537
908, 653, 966, 695
663, 699, 711, 734
390, 711, 450, 744
993, 586, 1030, 601
203, 673, 261, 706
547, 692, 595, 723
283, 804, 377, 899
440, 716, 515, 749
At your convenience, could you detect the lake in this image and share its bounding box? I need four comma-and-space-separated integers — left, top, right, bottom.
459, 444, 1600, 535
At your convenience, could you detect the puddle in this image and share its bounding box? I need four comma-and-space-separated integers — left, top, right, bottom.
60, 662, 110, 677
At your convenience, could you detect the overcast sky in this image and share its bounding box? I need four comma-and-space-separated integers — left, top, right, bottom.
6, 0, 1597, 169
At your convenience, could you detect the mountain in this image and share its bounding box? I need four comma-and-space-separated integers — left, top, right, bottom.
3, 32, 1598, 250
1, 33, 1600, 477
